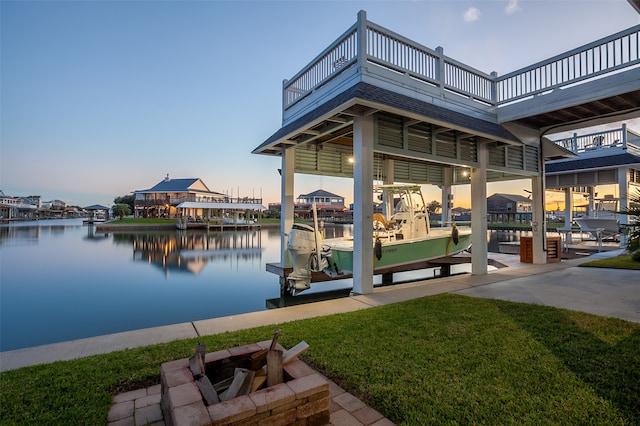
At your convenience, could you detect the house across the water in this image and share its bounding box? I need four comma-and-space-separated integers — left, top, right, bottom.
133, 175, 264, 221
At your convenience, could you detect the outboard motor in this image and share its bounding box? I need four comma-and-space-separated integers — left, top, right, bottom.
286, 223, 324, 293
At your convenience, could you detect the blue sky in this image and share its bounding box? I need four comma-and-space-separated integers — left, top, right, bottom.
2, 0, 639, 208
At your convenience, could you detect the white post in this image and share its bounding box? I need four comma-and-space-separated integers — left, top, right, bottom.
471, 143, 488, 275
352, 114, 374, 294
383, 158, 394, 219
564, 188, 573, 243
441, 167, 453, 226
281, 148, 295, 268
531, 174, 546, 264
618, 167, 629, 247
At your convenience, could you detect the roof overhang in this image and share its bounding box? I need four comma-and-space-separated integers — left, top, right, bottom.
253, 82, 522, 157
541, 137, 578, 161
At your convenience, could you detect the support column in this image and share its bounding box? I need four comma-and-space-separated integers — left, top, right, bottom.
588, 187, 595, 217
441, 167, 453, 226
564, 188, 573, 243
280, 148, 295, 268
531, 175, 546, 264
618, 167, 629, 247
471, 144, 488, 275
382, 158, 394, 219
352, 114, 374, 294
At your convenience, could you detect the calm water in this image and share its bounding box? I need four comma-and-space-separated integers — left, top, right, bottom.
0, 219, 358, 351
0, 219, 520, 351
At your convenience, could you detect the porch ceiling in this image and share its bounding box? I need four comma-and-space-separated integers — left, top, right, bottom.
508, 90, 640, 132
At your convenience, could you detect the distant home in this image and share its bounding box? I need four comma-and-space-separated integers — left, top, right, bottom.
0, 190, 38, 220
487, 193, 532, 224
268, 189, 351, 221
295, 189, 351, 221
133, 175, 226, 218
133, 175, 264, 220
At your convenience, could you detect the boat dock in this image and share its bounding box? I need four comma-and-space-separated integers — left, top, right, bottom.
267, 253, 509, 296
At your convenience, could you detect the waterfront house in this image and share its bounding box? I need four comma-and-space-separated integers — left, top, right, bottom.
0, 190, 38, 220
133, 175, 226, 218
487, 193, 533, 224
251, 10, 638, 294
267, 189, 351, 222
133, 175, 265, 221
295, 190, 349, 221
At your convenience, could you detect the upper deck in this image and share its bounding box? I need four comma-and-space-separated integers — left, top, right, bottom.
253, 10, 640, 191
279, 10, 639, 133
545, 124, 640, 190
552, 124, 640, 157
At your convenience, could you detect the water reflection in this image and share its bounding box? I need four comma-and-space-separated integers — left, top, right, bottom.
117, 230, 264, 275
0, 219, 85, 246
487, 229, 528, 252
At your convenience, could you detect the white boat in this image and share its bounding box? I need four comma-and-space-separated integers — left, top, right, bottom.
286, 184, 472, 294
222, 217, 255, 225
574, 196, 620, 239
222, 211, 255, 225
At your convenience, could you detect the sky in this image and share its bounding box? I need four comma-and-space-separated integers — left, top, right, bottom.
2, 0, 639, 209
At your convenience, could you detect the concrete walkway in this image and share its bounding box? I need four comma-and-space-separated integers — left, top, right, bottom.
1, 249, 638, 373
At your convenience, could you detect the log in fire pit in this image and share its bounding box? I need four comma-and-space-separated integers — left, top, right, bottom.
160, 331, 330, 425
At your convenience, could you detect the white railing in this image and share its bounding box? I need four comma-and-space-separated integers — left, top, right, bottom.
283, 25, 358, 108
283, 11, 639, 111
496, 26, 640, 104
552, 125, 627, 153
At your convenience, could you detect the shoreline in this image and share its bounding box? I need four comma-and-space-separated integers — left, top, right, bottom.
95, 220, 281, 232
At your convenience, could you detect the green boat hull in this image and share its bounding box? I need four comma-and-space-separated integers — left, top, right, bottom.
324, 232, 472, 277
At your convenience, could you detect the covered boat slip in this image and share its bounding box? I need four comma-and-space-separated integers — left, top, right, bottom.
545, 124, 640, 243
252, 10, 640, 294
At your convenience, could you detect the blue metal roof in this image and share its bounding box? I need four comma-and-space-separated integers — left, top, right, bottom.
147, 178, 200, 192
546, 153, 640, 173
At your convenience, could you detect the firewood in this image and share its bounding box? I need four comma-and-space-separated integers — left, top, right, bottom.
212, 376, 234, 393
249, 349, 268, 370
269, 329, 282, 350
189, 343, 206, 377
257, 341, 310, 376
281, 341, 309, 365
219, 368, 255, 401
250, 329, 282, 371
250, 375, 267, 393
196, 375, 219, 405
267, 349, 283, 387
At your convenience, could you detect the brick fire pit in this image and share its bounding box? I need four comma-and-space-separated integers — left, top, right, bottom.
160, 340, 331, 425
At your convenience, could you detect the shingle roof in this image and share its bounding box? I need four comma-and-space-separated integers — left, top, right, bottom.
147, 178, 200, 192
299, 189, 342, 198
546, 153, 640, 173
84, 204, 110, 210
253, 82, 520, 154
489, 193, 531, 203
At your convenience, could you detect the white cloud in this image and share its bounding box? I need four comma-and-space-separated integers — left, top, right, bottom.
505, 0, 520, 15
464, 6, 481, 22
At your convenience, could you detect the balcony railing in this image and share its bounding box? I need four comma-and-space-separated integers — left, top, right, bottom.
135, 195, 263, 206
552, 124, 628, 154
283, 10, 639, 111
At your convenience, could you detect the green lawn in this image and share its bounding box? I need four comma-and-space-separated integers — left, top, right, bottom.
1, 294, 638, 425
579, 254, 640, 270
